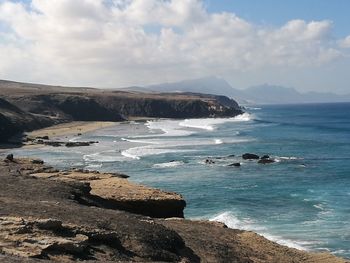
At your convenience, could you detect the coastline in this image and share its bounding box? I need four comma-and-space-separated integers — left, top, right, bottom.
0, 121, 120, 152
0, 155, 346, 262
0, 119, 347, 263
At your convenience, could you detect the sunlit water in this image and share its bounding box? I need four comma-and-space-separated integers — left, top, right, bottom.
10, 103, 350, 258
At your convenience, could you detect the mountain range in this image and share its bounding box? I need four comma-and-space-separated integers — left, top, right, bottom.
128, 77, 350, 105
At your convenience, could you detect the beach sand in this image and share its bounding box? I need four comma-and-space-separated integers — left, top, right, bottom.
27, 121, 119, 139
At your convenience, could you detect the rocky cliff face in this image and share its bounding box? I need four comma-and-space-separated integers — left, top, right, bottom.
0, 80, 243, 143
0, 98, 55, 143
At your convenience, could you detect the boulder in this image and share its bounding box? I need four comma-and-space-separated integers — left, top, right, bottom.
45, 141, 63, 147
242, 153, 259, 160
205, 159, 215, 164
260, 155, 270, 160
5, 154, 14, 162
228, 163, 241, 167
65, 142, 91, 147
258, 159, 275, 164
31, 159, 44, 165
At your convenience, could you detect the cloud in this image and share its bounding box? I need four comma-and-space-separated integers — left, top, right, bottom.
339, 35, 350, 48
0, 0, 347, 87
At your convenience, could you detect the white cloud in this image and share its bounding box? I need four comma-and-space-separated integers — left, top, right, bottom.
0, 0, 347, 87
339, 35, 350, 48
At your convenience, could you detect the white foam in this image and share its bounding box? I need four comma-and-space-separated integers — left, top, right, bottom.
121, 150, 140, 160
153, 161, 185, 168
179, 113, 252, 131
210, 211, 264, 231
209, 211, 312, 251
121, 138, 160, 145
313, 204, 325, 210
245, 106, 262, 110
278, 156, 303, 160
121, 146, 191, 159
120, 137, 251, 160
83, 151, 126, 162
145, 119, 195, 137
85, 163, 102, 169
214, 139, 223, 144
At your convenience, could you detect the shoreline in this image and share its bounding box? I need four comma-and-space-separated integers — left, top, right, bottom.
26, 121, 119, 139
1, 119, 348, 261
0, 121, 121, 151
0, 156, 346, 262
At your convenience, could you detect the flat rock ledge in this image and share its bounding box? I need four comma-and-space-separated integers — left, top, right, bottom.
3, 158, 185, 218
0, 157, 348, 263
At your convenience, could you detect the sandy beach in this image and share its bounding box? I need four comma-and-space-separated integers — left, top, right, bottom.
26, 121, 119, 139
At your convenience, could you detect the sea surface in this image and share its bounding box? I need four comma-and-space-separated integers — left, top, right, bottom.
11, 102, 350, 258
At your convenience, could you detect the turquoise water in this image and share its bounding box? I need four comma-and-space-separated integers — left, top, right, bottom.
11, 103, 350, 258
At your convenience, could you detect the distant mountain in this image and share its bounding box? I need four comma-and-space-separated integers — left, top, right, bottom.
144, 76, 247, 99
244, 84, 350, 104
136, 77, 350, 105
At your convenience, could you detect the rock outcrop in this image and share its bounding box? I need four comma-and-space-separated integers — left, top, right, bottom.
0, 156, 347, 262
242, 153, 260, 160
0, 98, 55, 143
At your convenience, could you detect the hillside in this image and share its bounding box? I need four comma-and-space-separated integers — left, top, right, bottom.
0, 79, 243, 143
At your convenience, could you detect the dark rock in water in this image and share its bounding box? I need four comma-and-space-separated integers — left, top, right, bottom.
260, 155, 270, 160
242, 153, 259, 160
44, 141, 63, 147
31, 159, 44, 165
205, 159, 215, 164
258, 159, 275, 164
65, 142, 91, 147
23, 137, 35, 142
227, 154, 235, 158
228, 163, 241, 167
36, 136, 49, 140
5, 154, 14, 161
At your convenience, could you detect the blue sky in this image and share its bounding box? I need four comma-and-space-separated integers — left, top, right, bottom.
0, 0, 349, 93
205, 0, 350, 37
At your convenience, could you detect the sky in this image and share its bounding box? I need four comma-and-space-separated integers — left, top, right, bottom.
0, 0, 349, 94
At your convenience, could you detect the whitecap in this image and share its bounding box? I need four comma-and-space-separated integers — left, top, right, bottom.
209, 211, 315, 251
179, 113, 252, 131
145, 119, 195, 137
214, 139, 223, 144
121, 138, 160, 145
278, 156, 303, 160
313, 204, 325, 210
85, 163, 103, 169
121, 146, 192, 159
121, 150, 140, 160
83, 151, 126, 162
153, 161, 185, 168
245, 106, 262, 110
210, 211, 266, 231
120, 137, 250, 160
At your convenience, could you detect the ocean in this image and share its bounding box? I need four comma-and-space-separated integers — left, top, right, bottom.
11, 102, 350, 258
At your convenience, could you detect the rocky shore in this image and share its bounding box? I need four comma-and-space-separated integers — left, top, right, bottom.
0, 155, 347, 263
0, 79, 243, 144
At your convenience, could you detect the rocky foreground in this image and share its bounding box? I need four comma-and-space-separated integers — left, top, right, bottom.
0, 156, 347, 263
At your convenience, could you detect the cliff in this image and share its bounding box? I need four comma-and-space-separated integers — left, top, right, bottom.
0, 156, 346, 263
0, 98, 56, 143
0, 79, 243, 143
